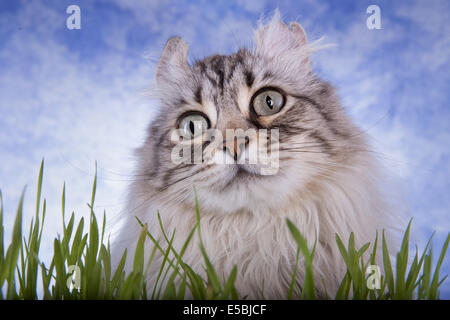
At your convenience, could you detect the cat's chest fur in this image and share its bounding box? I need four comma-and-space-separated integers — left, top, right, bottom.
115, 164, 393, 299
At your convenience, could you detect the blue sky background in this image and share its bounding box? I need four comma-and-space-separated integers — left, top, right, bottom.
0, 0, 449, 298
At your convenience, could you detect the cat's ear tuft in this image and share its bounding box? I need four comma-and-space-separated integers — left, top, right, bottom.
254, 12, 309, 66
156, 36, 190, 84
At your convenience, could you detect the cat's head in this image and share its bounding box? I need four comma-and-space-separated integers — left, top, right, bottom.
138, 13, 361, 214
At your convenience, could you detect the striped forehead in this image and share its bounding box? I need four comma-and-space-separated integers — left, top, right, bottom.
193, 50, 255, 97
192, 50, 256, 120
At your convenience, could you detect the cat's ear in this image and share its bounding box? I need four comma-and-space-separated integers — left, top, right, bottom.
289, 22, 307, 45
156, 36, 190, 85
254, 12, 310, 67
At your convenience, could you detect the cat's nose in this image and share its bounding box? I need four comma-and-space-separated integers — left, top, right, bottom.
223, 136, 250, 161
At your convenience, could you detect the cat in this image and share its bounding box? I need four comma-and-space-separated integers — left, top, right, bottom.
112, 11, 401, 299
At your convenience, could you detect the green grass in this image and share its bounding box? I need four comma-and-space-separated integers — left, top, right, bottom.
0, 160, 449, 299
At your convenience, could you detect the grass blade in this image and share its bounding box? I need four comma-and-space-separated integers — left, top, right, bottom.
286, 219, 316, 299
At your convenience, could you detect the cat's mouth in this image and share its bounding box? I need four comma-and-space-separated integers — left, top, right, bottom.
220, 164, 262, 190
235, 165, 257, 178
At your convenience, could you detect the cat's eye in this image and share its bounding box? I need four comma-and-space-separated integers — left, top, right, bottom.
251, 88, 285, 116
178, 113, 209, 139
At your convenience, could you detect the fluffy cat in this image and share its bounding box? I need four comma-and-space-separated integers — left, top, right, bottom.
113, 12, 401, 299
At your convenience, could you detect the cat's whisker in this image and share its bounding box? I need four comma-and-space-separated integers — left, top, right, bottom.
279, 144, 387, 157
159, 164, 213, 191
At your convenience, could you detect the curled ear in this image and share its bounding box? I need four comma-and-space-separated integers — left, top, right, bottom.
156, 36, 190, 86
254, 12, 309, 67
289, 21, 307, 45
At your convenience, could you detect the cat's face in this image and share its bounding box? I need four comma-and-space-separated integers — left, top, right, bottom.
139, 16, 356, 214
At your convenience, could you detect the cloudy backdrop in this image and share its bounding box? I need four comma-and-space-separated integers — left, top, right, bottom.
0, 0, 449, 298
